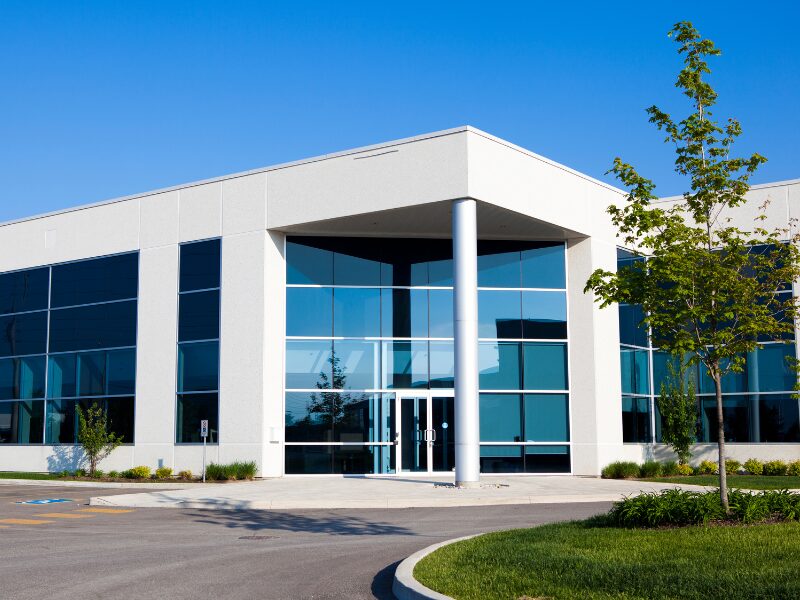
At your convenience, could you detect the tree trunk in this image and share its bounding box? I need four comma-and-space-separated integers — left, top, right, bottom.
713, 371, 729, 514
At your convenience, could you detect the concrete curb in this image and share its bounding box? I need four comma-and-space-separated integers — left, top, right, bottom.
393, 534, 479, 600
0, 478, 199, 490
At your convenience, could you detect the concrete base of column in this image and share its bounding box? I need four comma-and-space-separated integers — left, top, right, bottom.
454, 480, 482, 489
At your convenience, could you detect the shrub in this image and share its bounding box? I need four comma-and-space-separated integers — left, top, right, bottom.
763, 460, 789, 476
74, 468, 87, 478
177, 470, 194, 481
744, 458, 764, 475
788, 461, 800, 477
155, 467, 173, 480
639, 461, 662, 478
108, 470, 120, 479
126, 465, 151, 479
725, 459, 741, 475
93, 469, 105, 478
204, 461, 258, 481
676, 463, 693, 476
697, 460, 717, 475
608, 488, 800, 527
661, 460, 679, 476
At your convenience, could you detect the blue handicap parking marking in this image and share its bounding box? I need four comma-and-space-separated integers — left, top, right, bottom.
15, 498, 73, 505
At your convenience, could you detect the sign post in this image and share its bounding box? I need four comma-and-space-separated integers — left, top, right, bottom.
201, 419, 209, 483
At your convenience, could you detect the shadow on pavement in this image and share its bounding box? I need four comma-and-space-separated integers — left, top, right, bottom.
371, 559, 402, 599
186, 508, 418, 537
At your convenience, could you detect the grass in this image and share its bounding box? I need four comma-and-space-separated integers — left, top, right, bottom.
0, 471, 189, 483
0, 471, 61, 480
414, 521, 800, 600
642, 474, 800, 489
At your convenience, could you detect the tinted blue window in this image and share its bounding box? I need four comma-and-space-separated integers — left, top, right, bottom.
0, 355, 45, 400
51, 253, 138, 308
382, 341, 428, 389
333, 340, 379, 389
286, 241, 333, 285
479, 394, 522, 441
522, 291, 567, 339
524, 394, 569, 441
478, 251, 520, 288
46, 397, 133, 444
178, 291, 219, 342
759, 395, 800, 442
176, 393, 218, 443
286, 287, 332, 337
523, 343, 568, 390
752, 344, 795, 392
428, 289, 453, 338
286, 340, 332, 389
78, 351, 106, 396
179, 240, 220, 292
479, 445, 523, 473
0, 400, 44, 444
177, 342, 219, 392
427, 258, 453, 286
49, 301, 137, 352
521, 244, 565, 289
619, 304, 648, 347
622, 395, 651, 442
479, 342, 521, 390
337, 393, 393, 443
0, 311, 48, 357
334, 252, 381, 286
700, 396, 751, 442
429, 341, 454, 388
523, 445, 571, 473
47, 354, 76, 398
106, 348, 136, 395
285, 391, 334, 442
478, 291, 521, 338
381, 261, 429, 287
620, 347, 650, 395
333, 288, 380, 337
698, 358, 747, 394
0, 268, 49, 315
381, 289, 427, 338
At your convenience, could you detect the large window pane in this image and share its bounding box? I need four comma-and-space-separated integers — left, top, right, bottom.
49, 301, 137, 352
0, 355, 45, 400
521, 244, 565, 289
429, 289, 453, 338
177, 342, 219, 392
285, 391, 335, 442
286, 340, 332, 389
0, 400, 43, 444
45, 398, 76, 443
619, 304, 648, 347
51, 253, 138, 308
521, 291, 567, 339
524, 445, 570, 473
620, 347, 650, 395
759, 395, 800, 442
178, 291, 220, 342
479, 394, 522, 441
523, 343, 568, 390
77, 351, 106, 397
479, 445, 523, 473
179, 239, 221, 292
524, 394, 569, 442
107, 348, 136, 395
478, 250, 520, 288
334, 252, 381, 286
46, 397, 133, 444
285, 445, 333, 474
333, 340, 378, 389
47, 354, 76, 398
479, 342, 521, 390
0, 311, 48, 357
285, 445, 394, 475
381, 289, 427, 338
338, 393, 394, 443
382, 341, 428, 389
176, 393, 218, 443
751, 344, 796, 392
429, 341, 454, 388
478, 290, 521, 339
701, 396, 751, 442
105, 396, 135, 443
622, 395, 651, 443
286, 287, 332, 337
286, 241, 333, 285
0, 268, 49, 315
333, 288, 380, 337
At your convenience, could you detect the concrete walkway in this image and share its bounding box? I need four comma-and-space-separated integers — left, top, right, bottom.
90, 475, 711, 510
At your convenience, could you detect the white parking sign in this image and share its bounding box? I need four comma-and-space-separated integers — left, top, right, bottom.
200, 420, 209, 438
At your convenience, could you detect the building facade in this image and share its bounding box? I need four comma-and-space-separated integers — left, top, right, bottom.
0, 127, 797, 477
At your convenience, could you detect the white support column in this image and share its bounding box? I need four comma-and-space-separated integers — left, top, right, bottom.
453, 198, 480, 487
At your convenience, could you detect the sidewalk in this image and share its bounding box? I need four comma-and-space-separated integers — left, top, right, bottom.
89, 476, 711, 510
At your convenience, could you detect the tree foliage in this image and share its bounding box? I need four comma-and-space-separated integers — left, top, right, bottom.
77, 402, 124, 477
585, 22, 800, 512
656, 361, 698, 465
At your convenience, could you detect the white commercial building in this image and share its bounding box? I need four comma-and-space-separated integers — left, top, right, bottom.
0, 127, 797, 477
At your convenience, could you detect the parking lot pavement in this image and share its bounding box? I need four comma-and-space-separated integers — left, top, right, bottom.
0, 482, 611, 600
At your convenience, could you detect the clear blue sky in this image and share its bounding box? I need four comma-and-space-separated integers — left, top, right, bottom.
1, 1, 797, 222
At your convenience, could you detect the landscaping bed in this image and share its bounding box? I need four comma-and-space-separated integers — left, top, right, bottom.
642, 474, 800, 489
415, 489, 800, 600
0, 461, 258, 483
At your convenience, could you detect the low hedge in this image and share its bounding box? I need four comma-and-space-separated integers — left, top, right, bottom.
204, 461, 258, 481
602, 458, 800, 479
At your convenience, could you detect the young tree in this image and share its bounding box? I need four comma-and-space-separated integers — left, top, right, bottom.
585, 22, 800, 512
77, 402, 124, 477
656, 362, 698, 465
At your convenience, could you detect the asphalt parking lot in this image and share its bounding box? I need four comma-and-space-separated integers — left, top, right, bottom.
0, 483, 610, 600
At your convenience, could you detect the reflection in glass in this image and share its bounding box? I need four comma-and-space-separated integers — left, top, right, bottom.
382, 341, 428, 389
479, 394, 522, 441
176, 393, 218, 443
106, 348, 136, 395
78, 352, 106, 397
286, 287, 332, 337
0, 355, 46, 400
0, 311, 48, 357
177, 342, 219, 392
524, 394, 569, 441
0, 400, 44, 444
178, 291, 220, 342
46, 397, 134, 444
333, 340, 379, 389
48, 354, 77, 398
523, 343, 568, 390
622, 395, 650, 442
620, 347, 650, 395
428, 289, 453, 338
478, 291, 521, 339
334, 252, 381, 286
429, 341, 454, 388
49, 301, 137, 352
285, 444, 394, 475
479, 342, 521, 390
333, 288, 380, 337
521, 291, 567, 339
285, 340, 332, 389
758, 395, 800, 442
0, 268, 49, 315
521, 244, 566, 289
618, 304, 648, 347
286, 241, 333, 285
51, 253, 138, 308
381, 289, 427, 338
478, 251, 520, 288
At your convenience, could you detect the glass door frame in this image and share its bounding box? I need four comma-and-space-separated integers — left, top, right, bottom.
394, 389, 455, 475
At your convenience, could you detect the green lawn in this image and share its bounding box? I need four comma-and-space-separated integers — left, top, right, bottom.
0, 471, 185, 482
414, 521, 800, 600
0, 471, 62, 480
642, 474, 800, 489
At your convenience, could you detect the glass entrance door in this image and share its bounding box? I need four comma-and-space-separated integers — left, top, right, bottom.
398, 392, 455, 473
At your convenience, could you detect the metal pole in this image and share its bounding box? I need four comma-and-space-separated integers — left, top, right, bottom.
452, 198, 480, 487
202, 436, 207, 483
